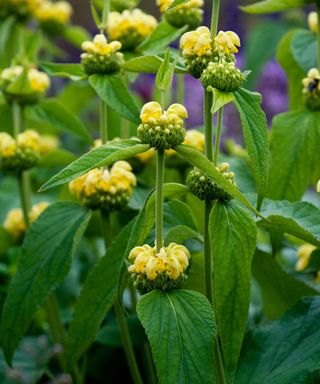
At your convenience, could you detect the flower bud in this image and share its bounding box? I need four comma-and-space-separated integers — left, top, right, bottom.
214, 31, 241, 56
302, 68, 320, 111
38, 134, 60, 154
69, 161, 136, 211
128, 242, 190, 293
107, 9, 157, 51
158, 0, 203, 30
137, 102, 188, 150
186, 163, 236, 201
201, 61, 245, 92
295, 244, 317, 272
308, 12, 318, 34
81, 34, 123, 75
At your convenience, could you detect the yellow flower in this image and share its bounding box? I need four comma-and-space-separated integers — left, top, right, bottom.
0, 66, 23, 82
308, 12, 318, 34
302, 68, 320, 91
29, 201, 50, 223
140, 102, 163, 124
295, 244, 317, 271
135, 148, 155, 164
17, 129, 41, 152
317, 180, 320, 193
0, 133, 17, 157
82, 34, 122, 56
28, 68, 51, 93
183, 130, 205, 152
214, 30, 241, 55
166, 103, 188, 125
38, 134, 60, 154
180, 26, 212, 57
33, 0, 73, 24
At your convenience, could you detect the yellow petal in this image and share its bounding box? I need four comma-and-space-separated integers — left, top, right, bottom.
140, 101, 162, 123
167, 103, 188, 118
226, 31, 241, 47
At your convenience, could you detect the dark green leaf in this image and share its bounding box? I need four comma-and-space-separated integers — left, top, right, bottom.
137, 290, 216, 384
39, 139, 150, 191
40, 62, 86, 80
241, 0, 313, 14
89, 73, 140, 124
0, 202, 91, 365
210, 88, 235, 114
291, 30, 317, 73
236, 297, 320, 384
210, 201, 257, 377
165, 225, 203, 245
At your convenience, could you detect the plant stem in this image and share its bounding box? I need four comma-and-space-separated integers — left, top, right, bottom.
99, 98, 108, 144
12, 101, 23, 138
177, 74, 185, 104
213, 108, 223, 166
214, 339, 227, 384
204, 200, 213, 304
156, 149, 165, 252
211, 0, 221, 36
100, 210, 112, 249
18, 171, 32, 227
204, 90, 213, 162
44, 294, 67, 347
317, 3, 320, 70
143, 342, 158, 384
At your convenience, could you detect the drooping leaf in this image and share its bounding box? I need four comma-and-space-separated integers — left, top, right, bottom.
39, 139, 150, 191
156, 49, 171, 90
209, 88, 235, 114
122, 54, 186, 74
89, 73, 140, 124
241, 0, 313, 14
210, 200, 257, 377
291, 30, 317, 73
236, 297, 320, 384
175, 144, 262, 216
40, 62, 86, 80
253, 250, 317, 320
137, 290, 216, 384
25, 98, 92, 144
267, 110, 320, 201
137, 20, 187, 54
259, 199, 320, 247
233, 88, 270, 200
0, 202, 91, 365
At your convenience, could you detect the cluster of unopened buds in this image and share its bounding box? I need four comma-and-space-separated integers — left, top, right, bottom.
157, 0, 203, 30
128, 243, 190, 293
0, 65, 50, 104
302, 68, 320, 111
137, 102, 188, 150
4, 202, 49, 241
187, 162, 236, 201
33, 0, 72, 34
180, 26, 245, 92
107, 9, 157, 51
81, 34, 123, 75
69, 161, 136, 211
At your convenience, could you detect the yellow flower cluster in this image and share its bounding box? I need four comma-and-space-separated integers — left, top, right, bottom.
214, 31, 241, 55
166, 129, 204, 158
308, 12, 318, 34
317, 180, 320, 193
135, 148, 156, 164
157, 0, 203, 13
81, 34, 121, 57
69, 161, 136, 211
33, 0, 72, 24
4, 202, 49, 239
302, 68, 320, 111
107, 9, 157, 50
140, 102, 188, 125
295, 244, 317, 272
38, 134, 60, 155
128, 243, 190, 291
180, 26, 212, 57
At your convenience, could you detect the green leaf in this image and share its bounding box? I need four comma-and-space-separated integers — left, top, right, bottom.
39, 139, 150, 191
0, 17, 19, 68
62, 25, 91, 48
277, 30, 306, 110
259, 199, 320, 247
175, 144, 262, 216
209, 88, 235, 114
210, 200, 257, 377
65, 220, 135, 369
241, 0, 313, 14
267, 111, 320, 201
122, 54, 186, 74
38, 149, 77, 168
156, 49, 171, 90
167, 0, 189, 11
89, 73, 140, 124
165, 225, 203, 245
40, 62, 86, 80
0, 202, 91, 365
25, 98, 92, 144
233, 88, 270, 200
235, 297, 320, 384
137, 20, 187, 54
253, 250, 317, 320
137, 290, 216, 384
291, 30, 317, 73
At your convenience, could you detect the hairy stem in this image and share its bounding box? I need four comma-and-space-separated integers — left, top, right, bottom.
211, 0, 221, 36
156, 149, 165, 252
317, 3, 320, 70
17, 171, 32, 227
204, 200, 213, 304
213, 108, 223, 166
99, 98, 108, 144
12, 101, 23, 138
205, 90, 213, 162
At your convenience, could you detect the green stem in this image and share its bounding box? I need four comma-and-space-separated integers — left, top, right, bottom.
317, 3, 320, 70
44, 294, 67, 347
214, 339, 227, 384
204, 200, 213, 304
204, 90, 213, 162
211, 0, 221, 36
18, 171, 32, 227
156, 150, 165, 252
99, 98, 108, 144
213, 108, 223, 166
100, 210, 112, 249
12, 101, 23, 138
177, 74, 185, 104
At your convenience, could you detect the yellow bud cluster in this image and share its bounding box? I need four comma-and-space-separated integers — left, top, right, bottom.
157, 0, 203, 14
308, 12, 318, 34
128, 243, 190, 292
81, 34, 121, 57
214, 30, 241, 55
180, 26, 212, 57
4, 202, 49, 239
38, 134, 60, 155
33, 0, 72, 24
107, 9, 157, 50
69, 161, 136, 211
295, 244, 317, 272
140, 102, 188, 126
183, 129, 205, 152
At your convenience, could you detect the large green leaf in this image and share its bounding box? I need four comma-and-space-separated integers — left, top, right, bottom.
233, 88, 270, 200
253, 250, 317, 319
175, 144, 262, 216
291, 30, 317, 73
25, 99, 92, 144
65, 220, 135, 369
40, 62, 86, 80
137, 20, 187, 54
259, 199, 320, 247
89, 73, 140, 124
210, 200, 257, 377
122, 54, 186, 73
267, 110, 320, 201
137, 290, 216, 384
235, 297, 320, 384
165, 225, 203, 244
0, 202, 91, 365
277, 30, 306, 110
241, 0, 313, 14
